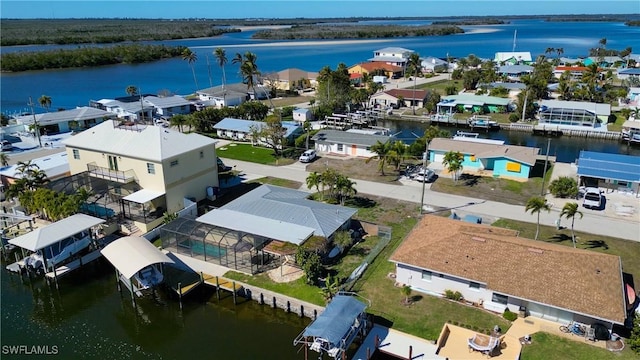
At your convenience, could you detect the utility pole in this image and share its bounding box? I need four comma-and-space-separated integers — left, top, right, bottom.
419, 140, 429, 215
521, 89, 528, 122
27, 97, 42, 148
541, 137, 551, 196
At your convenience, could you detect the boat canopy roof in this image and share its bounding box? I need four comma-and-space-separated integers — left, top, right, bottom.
8, 214, 104, 252
302, 295, 367, 346
101, 236, 175, 279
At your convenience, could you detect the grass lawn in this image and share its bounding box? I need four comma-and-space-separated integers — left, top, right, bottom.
492, 218, 640, 288
521, 332, 638, 360
216, 143, 296, 165
225, 271, 326, 305
260, 95, 314, 108
431, 173, 547, 206
247, 176, 302, 189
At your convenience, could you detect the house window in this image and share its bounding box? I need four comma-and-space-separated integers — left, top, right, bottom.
421, 270, 432, 281
147, 163, 155, 174
492, 293, 508, 305
337, 144, 344, 152
469, 282, 481, 290
170, 160, 179, 167
72, 149, 80, 160
199, 151, 204, 159
366, 147, 371, 151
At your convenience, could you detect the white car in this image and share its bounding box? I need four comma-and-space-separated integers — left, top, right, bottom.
414, 168, 435, 182
299, 150, 317, 163
582, 187, 602, 209
1, 140, 12, 151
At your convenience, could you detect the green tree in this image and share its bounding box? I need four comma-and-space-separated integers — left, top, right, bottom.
335, 174, 357, 205
306, 171, 323, 199
182, 48, 199, 92
302, 252, 322, 286
214, 47, 228, 105
548, 176, 578, 198
365, 140, 392, 175
525, 196, 551, 240
401, 285, 412, 304
125, 85, 138, 96
442, 151, 464, 182
388, 140, 407, 171
0, 152, 9, 167
407, 52, 422, 114
38, 95, 52, 112
629, 313, 640, 354
169, 114, 188, 132
333, 231, 352, 251
560, 202, 583, 248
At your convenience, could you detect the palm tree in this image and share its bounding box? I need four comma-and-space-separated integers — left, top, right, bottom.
442, 151, 464, 183
125, 85, 138, 96
0, 152, 9, 167
306, 171, 323, 199
561, 202, 583, 248
401, 285, 412, 305
525, 196, 551, 240
335, 175, 357, 205
14, 160, 39, 179
170, 114, 188, 132
182, 48, 199, 92
407, 52, 422, 115
365, 140, 392, 175
214, 47, 228, 105
38, 95, 52, 112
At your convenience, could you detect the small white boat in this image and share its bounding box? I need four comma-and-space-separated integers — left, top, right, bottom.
468, 115, 499, 129
134, 265, 164, 290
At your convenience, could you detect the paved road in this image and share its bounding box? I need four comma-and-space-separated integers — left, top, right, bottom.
222, 157, 640, 242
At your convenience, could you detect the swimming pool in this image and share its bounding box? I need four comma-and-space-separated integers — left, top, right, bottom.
81, 203, 115, 218
179, 241, 227, 258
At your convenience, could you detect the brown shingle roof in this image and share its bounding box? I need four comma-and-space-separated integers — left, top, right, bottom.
430, 138, 540, 166
356, 62, 403, 73
390, 215, 626, 324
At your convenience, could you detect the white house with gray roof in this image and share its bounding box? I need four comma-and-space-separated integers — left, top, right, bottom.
537, 99, 611, 132
197, 184, 357, 244
370, 47, 414, 67
312, 129, 395, 158
143, 95, 192, 117
14, 106, 116, 134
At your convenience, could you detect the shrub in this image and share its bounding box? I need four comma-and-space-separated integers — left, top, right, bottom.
509, 113, 520, 123
503, 309, 518, 321
630, 313, 640, 354
444, 289, 464, 301
548, 176, 579, 198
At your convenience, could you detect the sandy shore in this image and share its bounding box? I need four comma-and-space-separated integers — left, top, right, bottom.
461, 28, 501, 35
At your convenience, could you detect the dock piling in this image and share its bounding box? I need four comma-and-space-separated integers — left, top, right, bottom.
232, 281, 237, 305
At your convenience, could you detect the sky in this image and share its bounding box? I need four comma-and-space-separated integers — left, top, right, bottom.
1, 0, 639, 19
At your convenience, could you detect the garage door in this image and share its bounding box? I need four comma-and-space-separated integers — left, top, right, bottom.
434, 153, 444, 163
527, 302, 573, 323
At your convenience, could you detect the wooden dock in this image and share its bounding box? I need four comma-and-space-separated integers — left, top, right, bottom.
44, 250, 103, 280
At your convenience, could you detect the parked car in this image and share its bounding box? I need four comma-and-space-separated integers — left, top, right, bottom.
582, 187, 603, 209
217, 158, 232, 173
299, 149, 317, 163
414, 168, 436, 183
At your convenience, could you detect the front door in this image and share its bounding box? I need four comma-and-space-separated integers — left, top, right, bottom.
351, 145, 357, 156
108, 155, 119, 171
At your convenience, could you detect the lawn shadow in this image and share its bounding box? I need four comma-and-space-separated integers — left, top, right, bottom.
583, 239, 609, 250
460, 174, 480, 187
371, 314, 394, 328
548, 233, 572, 243
345, 196, 377, 208
410, 295, 424, 303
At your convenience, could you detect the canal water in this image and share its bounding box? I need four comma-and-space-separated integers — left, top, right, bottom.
0, 258, 309, 359
378, 119, 640, 163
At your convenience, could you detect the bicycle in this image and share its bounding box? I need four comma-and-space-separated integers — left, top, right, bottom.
559, 322, 587, 336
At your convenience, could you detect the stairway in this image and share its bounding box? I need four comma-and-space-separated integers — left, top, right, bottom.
120, 220, 140, 235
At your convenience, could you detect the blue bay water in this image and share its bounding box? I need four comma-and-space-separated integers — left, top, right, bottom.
2, 19, 639, 113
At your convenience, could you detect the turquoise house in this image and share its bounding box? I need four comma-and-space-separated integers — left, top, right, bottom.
429, 138, 540, 179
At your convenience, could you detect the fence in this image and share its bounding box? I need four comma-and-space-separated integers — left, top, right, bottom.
342, 225, 392, 291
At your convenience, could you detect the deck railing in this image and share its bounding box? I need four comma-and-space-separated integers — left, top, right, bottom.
87, 163, 136, 183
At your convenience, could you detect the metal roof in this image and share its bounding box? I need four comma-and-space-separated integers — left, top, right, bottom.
498, 65, 534, 73
303, 295, 367, 346
101, 236, 175, 279
538, 100, 611, 116
441, 94, 511, 106
9, 214, 105, 252
313, 129, 394, 147
202, 184, 356, 240
197, 209, 315, 245
144, 95, 191, 108
19, 107, 115, 126
0, 151, 69, 180
63, 120, 217, 162
494, 52, 532, 62
123, 189, 165, 204
619, 68, 640, 75
213, 118, 301, 138
577, 151, 640, 183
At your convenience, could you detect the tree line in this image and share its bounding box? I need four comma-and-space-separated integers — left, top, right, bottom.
0, 19, 239, 46
1, 44, 188, 72
252, 25, 463, 40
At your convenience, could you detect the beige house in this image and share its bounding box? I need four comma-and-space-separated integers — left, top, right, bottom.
262, 68, 318, 91
63, 120, 219, 233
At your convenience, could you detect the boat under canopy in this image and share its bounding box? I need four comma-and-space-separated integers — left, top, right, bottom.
101, 236, 175, 297
293, 294, 369, 359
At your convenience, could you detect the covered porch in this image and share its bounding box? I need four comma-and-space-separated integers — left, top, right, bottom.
122, 189, 166, 233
